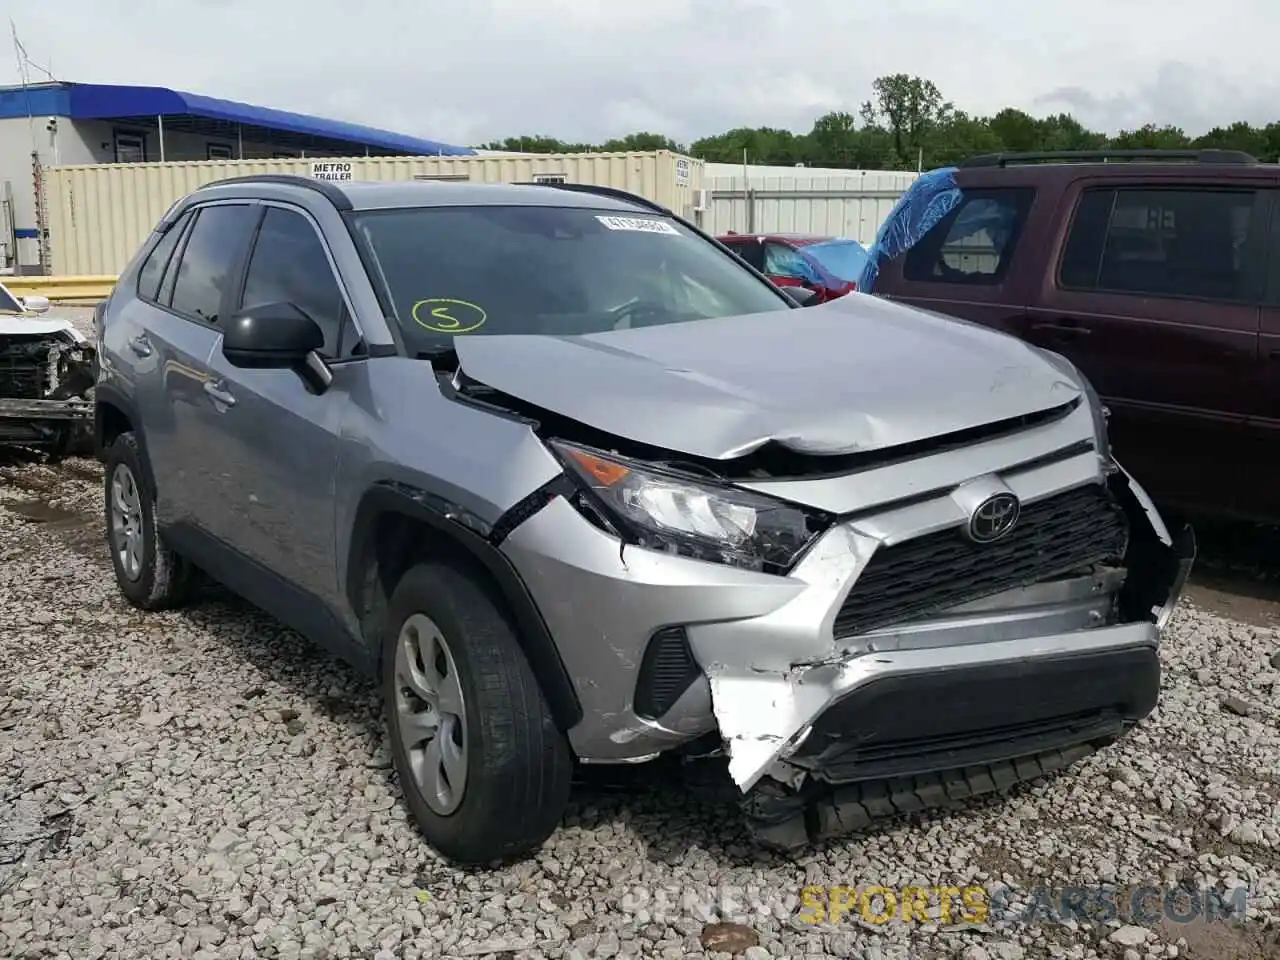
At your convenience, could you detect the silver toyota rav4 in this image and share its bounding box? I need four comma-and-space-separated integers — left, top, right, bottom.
95, 174, 1194, 865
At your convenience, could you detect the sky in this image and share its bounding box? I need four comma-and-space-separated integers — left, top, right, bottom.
9, 0, 1279, 149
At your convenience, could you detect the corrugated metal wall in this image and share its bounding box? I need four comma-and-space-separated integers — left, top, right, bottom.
702, 170, 918, 244
45, 151, 703, 275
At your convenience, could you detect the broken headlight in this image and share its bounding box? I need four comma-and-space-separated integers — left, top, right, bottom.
549, 439, 829, 573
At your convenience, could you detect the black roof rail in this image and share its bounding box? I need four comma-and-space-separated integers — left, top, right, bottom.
197, 173, 353, 210
514, 180, 670, 214
959, 149, 1259, 168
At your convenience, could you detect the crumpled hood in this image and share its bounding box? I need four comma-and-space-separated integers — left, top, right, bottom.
452, 294, 1083, 460
0, 317, 86, 340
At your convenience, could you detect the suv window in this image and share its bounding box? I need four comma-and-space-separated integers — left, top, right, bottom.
168, 203, 258, 324
352, 206, 791, 355
240, 207, 346, 357
136, 211, 192, 302
724, 239, 765, 271
1059, 187, 1256, 301
903, 189, 1033, 284
763, 242, 809, 278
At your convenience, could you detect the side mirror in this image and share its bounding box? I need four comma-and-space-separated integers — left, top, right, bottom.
220, 302, 322, 371
222, 302, 324, 369
781, 286, 821, 307
21, 295, 50, 314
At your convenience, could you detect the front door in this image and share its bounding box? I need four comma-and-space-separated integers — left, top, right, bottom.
1024, 182, 1267, 517
761, 241, 815, 291
197, 203, 354, 606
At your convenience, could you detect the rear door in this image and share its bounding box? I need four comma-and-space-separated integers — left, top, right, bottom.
1253, 190, 1280, 517
1026, 181, 1267, 515
873, 185, 1039, 335
132, 201, 259, 529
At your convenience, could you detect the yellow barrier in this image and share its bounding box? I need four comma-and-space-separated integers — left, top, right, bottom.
5, 275, 118, 301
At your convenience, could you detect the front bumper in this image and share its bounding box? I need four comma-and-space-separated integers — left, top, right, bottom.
0, 397, 94, 443
500, 444, 1194, 792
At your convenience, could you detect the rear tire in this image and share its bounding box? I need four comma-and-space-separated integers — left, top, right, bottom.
382, 560, 572, 865
102, 431, 195, 610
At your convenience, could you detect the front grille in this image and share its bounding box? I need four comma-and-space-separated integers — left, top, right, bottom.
833, 483, 1128, 638
0, 339, 53, 400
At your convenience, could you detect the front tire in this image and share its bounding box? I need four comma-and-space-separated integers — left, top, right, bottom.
102, 431, 194, 610
382, 560, 572, 865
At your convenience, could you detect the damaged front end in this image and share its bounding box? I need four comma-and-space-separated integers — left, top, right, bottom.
0, 323, 96, 455
463, 309, 1193, 850
489, 379, 1192, 851
710, 463, 1193, 849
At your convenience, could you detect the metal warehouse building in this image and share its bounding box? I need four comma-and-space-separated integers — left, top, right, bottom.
0, 81, 476, 274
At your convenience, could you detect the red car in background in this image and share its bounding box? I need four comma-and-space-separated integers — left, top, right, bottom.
717, 233, 870, 302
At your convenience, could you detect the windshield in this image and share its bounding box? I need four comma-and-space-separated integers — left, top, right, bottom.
803, 239, 870, 283
351, 205, 792, 353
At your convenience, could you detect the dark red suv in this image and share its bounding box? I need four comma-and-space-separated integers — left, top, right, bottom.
865, 149, 1280, 524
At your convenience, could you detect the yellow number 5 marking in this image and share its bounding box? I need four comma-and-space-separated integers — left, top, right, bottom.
411, 298, 487, 334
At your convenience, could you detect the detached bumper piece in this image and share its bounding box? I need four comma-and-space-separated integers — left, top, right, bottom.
742, 645, 1159, 850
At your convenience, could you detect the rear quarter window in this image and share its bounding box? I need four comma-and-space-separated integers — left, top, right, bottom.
1057, 186, 1259, 302
902, 188, 1035, 285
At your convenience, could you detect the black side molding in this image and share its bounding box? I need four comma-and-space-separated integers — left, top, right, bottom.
347, 482, 583, 731
93, 386, 156, 490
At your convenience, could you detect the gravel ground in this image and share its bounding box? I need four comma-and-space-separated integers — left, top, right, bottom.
1, 309, 1278, 960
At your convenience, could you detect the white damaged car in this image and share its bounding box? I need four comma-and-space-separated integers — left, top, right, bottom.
0, 283, 96, 455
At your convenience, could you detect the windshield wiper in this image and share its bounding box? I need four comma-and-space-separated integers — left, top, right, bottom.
416, 345, 458, 361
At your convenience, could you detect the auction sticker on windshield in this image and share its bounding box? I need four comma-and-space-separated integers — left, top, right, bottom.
596, 215, 680, 235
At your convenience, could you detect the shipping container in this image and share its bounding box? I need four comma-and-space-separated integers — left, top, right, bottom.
703, 169, 918, 245
45, 151, 704, 276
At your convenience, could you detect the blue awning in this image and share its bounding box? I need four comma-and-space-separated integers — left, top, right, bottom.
0, 82, 475, 156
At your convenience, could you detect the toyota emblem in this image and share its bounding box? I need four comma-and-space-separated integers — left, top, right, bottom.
967, 492, 1020, 543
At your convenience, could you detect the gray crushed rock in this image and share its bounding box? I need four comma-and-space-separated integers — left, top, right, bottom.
1, 443, 1277, 959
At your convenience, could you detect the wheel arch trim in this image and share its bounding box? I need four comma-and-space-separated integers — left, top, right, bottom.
345, 480, 584, 732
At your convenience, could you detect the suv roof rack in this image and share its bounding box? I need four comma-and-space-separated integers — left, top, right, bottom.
198, 173, 353, 210
959, 149, 1260, 168
514, 180, 671, 214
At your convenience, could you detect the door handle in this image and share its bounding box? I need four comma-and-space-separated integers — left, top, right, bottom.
128, 335, 153, 357
1030, 322, 1092, 337
203, 381, 236, 407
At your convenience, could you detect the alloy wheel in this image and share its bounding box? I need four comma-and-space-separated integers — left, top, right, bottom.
109, 463, 144, 582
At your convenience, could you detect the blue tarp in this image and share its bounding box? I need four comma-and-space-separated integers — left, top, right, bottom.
804, 238, 870, 283
857, 166, 962, 293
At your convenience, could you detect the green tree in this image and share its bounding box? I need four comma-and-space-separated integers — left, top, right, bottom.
482, 74, 1280, 172
598, 132, 685, 153
1108, 124, 1191, 150
988, 108, 1042, 152
860, 74, 954, 168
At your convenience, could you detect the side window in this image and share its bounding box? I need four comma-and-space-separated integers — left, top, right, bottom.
1058, 187, 1257, 302
136, 211, 192, 302
903, 189, 1033, 284
727, 240, 765, 271
239, 207, 346, 357
169, 204, 259, 324
763, 243, 810, 278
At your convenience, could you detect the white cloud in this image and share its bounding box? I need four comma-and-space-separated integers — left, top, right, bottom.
9, 0, 1278, 147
